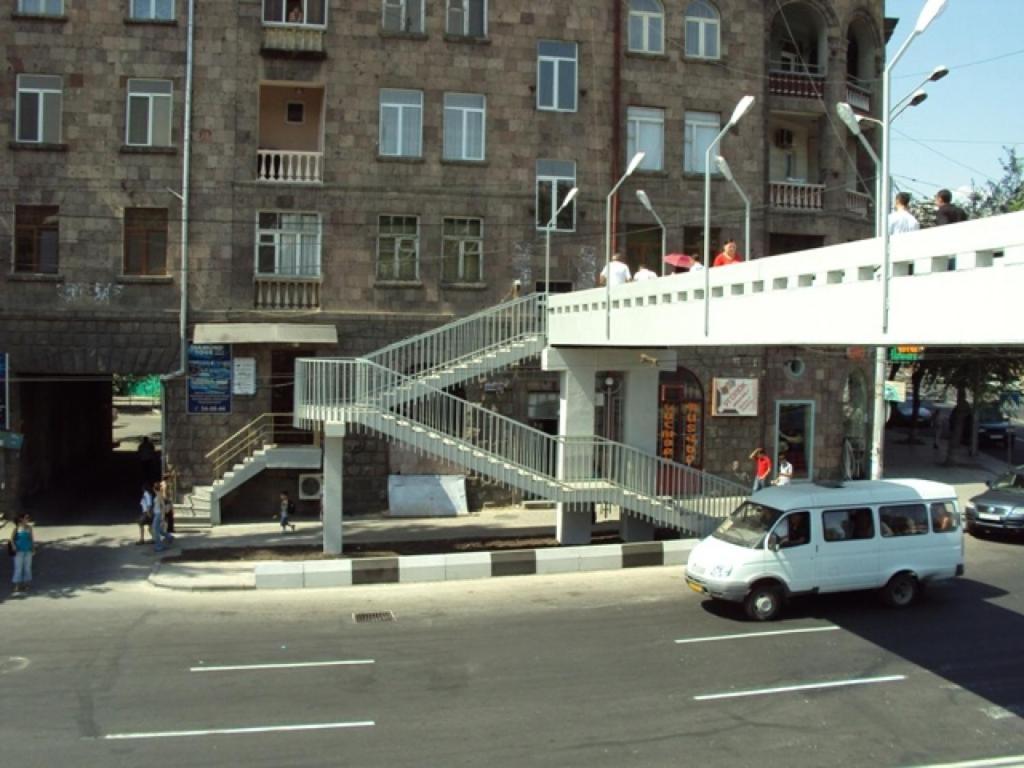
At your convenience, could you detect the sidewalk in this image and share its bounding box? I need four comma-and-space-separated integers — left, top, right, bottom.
148, 432, 1008, 592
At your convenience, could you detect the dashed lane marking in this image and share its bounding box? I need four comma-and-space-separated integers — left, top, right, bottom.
694, 674, 906, 701
675, 626, 839, 645
190, 660, 375, 673
103, 721, 376, 740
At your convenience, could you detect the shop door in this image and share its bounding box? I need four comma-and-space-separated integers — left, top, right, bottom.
271, 348, 313, 443
657, 367, 703, 494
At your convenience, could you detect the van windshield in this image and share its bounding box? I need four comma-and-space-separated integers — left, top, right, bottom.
712, 501, 784, 548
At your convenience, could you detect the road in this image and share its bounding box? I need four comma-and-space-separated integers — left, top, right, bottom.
2, 535, 1023, 767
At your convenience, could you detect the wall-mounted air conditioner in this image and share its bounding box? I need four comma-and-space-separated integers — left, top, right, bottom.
298, 473, 323, 500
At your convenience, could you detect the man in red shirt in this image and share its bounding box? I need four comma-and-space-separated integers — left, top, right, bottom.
713, 239, 742, 267
749, 447, 772, 493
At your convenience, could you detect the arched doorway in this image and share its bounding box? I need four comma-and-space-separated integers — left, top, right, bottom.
842, 370, 869, 479
658, 366, 703, 469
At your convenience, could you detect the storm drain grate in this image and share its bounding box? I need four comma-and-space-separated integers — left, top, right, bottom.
353, 611, 396, 624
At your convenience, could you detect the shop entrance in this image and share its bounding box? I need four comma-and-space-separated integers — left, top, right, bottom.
271, 348, 313, 443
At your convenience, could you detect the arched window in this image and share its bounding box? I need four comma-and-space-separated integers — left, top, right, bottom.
684, 0, 720, 60
628, 0, 665, 55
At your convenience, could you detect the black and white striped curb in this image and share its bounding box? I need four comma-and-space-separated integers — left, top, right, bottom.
254, 539, 698, 589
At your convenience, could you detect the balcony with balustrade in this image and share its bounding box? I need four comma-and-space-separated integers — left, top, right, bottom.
261, 0, 327, 58
257, 84, 324, 184
768, 2, 826, 104
254, 273, 322, 310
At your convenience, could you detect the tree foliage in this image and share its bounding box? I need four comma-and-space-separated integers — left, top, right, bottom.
966, 147, 1024, 217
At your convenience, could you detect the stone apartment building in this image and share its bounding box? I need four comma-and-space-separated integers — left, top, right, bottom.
0, 0, 885, 520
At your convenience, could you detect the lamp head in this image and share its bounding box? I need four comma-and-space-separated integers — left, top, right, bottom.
728, 95, 755, 127
636, 189, 653, 212
836, 102, 862, 136
715, 155, 734, 182
557, 186, 578, 213
908, 90, 928, 108
914, 0, 948, 33
929, 65, 949, 82
625, 151, 646, 177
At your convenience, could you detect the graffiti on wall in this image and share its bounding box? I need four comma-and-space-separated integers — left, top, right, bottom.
56, 282, 125, 304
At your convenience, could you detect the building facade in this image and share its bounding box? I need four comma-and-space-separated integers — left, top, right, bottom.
0, 0, 884, 519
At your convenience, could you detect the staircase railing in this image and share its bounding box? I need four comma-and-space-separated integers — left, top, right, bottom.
205, 412, 312, 479
296, 358, 747, 534
366, 292, 546, 379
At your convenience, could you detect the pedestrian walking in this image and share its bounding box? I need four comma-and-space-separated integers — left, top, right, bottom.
598, 252, 632, 286
277, 491, 297, 532
749, 448, 772, 494
162, 479, 175, 536
775, 452, 793, 486
933, 188, 967, 226
10, 513, 35, 593
888, 192, 920, 235
632, 264, 658, 282
152, 481, 174, 552
713, 240, 742, 267
137, 436, 159, 484
137, 482, 155, 544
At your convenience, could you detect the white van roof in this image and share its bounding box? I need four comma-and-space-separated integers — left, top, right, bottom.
751, 478, 957, 511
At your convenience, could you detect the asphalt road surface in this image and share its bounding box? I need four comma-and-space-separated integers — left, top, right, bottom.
2, 534, 1023, 768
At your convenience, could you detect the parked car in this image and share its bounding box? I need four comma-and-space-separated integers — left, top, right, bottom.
890, 401, 935, 427
965, 467, 1024, 536
975, 404, 1010, 444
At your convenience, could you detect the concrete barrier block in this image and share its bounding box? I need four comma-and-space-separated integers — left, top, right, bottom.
399, 554, 447, 583
303, 560, 353, 588
535, 547, 581, 574
254, 561, 304, 589
577, 544, 623, 572
662, 539, 699, 566
444, 552, 492, 581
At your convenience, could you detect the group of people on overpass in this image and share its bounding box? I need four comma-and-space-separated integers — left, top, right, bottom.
889, 188, 968, 235
598, 239, 743, 287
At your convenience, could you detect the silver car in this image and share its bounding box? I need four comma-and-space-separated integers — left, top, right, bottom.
965, 467, 1024, 535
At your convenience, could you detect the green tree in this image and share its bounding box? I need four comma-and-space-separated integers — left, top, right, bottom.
966, 147, 1024, 217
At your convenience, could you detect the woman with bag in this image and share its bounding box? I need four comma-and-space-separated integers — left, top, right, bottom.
10, 513, 35, 593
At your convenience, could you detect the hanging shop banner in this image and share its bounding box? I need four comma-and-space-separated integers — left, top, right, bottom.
232, 357, 257, 396
187, 344, 232, 414
711, 377, 759, 417
0, 353, 8, 430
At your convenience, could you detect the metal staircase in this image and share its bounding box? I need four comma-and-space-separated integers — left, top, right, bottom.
296, 358, 747, 536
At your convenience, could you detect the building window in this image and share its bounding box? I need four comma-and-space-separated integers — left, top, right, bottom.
124, 208, 168, 276
15, 75, 62, 144
379, 89, 423, 158
126, 79, 173, 147
377, 215, 419, 281
443, 93, 485, 161
263, 0, 327, 25
627, 107, 664, 171
684, 0, 720, 60
14, 206, 59, 274
256, 212, 322, 276
628, 0, 664, 55
286, 102, 305, 124
684, 111, 720, 173
536, 159, 576, 231
17, 0, 63, 15
446, 0, 486, 37
131, 0, 174, 21
537, 41, 577, 112
382, 0, 423, 33
442, 217, 483, 283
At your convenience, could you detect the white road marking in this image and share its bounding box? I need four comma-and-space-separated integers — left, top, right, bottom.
903, 756, 1024, 768
103, 721, 375, 740
675, 626, 839, 645
694, 674, 906, 701
190, 660, 375, 673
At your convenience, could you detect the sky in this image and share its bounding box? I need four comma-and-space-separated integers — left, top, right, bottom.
885, 0, 1024, 203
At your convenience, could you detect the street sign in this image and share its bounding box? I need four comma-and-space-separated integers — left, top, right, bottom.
0, 431, 24, 450
889, 345, 926, 363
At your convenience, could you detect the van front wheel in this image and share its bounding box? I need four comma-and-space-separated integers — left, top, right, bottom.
744, 584, 783, 621
882, 573, 918, 608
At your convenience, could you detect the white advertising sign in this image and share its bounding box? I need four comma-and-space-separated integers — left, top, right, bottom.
232, 357, 256, 396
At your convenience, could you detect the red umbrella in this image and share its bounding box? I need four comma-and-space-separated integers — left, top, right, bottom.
663, 253, 696, 269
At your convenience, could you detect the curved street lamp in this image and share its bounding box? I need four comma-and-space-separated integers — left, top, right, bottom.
604, 151, 645, 338
636, 190, 666, 275
714, 155, 750, 264
544, 186, 577, 296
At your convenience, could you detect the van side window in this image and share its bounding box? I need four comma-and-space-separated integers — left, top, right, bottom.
930, 502, 959, 533
778, 511, 810, 548
822, 507, 874, 542
879, 504, 928, 537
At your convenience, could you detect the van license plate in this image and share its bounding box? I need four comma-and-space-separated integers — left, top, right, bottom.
686, 579, 705, 594
978, 513, 1001, 521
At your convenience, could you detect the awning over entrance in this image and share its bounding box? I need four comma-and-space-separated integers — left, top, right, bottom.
192, 323, 338, 345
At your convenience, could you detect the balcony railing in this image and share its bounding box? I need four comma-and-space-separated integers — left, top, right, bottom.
846, 189, 872, 218
254, 274, 322, 310
262, 24, 326, 54
256, 150, 323, 183
845, 79, 871, 113
770, 181, 825, 211
768, 66, 825, 99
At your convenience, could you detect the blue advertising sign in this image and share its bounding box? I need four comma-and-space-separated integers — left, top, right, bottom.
0, 353, 7, 430
187, 344, 232, 414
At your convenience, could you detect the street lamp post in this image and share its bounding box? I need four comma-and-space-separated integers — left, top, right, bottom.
714, 155, 750, 264
704, 94, 755, 336
604, 151, 646, 338
890, 89, 928, 121
635, 190, 666, 275
544, 186, 578, 296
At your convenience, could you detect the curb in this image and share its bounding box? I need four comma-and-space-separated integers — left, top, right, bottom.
252, 539, 698, 590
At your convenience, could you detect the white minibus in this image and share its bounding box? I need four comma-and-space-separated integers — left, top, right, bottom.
684, 479, 964, 621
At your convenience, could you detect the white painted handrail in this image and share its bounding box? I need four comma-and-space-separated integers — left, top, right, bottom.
257, 150, 323, 183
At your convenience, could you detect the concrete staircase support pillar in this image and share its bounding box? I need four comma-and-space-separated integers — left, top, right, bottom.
619, 365, 660, 541
323, 429, 344, 555
555, 356, 597, 545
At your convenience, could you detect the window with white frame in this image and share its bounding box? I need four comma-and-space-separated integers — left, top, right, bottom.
684, 111, 720, 173
442, 217, 483, 283
446, 0, 486, 37
382, 0, 423, 33
256, 212, 322, 277
124, 208, 169, 276
379, 89, 423, 158
263, 0, 327, 25
535, 160, 576, 231
126, 79, 173, 147
628, 0, 664, 55
14, 205, 59, 274
131, 0, 174, 21
537, 41, 578, 112
17, 0, 63, 15
377, 215, 419, 281
443, 93, 485, 161
684, 0, 720, 59
16, 75, 62, 144
627, 107, 664, 171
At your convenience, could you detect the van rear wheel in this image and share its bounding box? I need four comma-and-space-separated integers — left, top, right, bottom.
744, 584, 783, 621
881, 573, 918, 608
